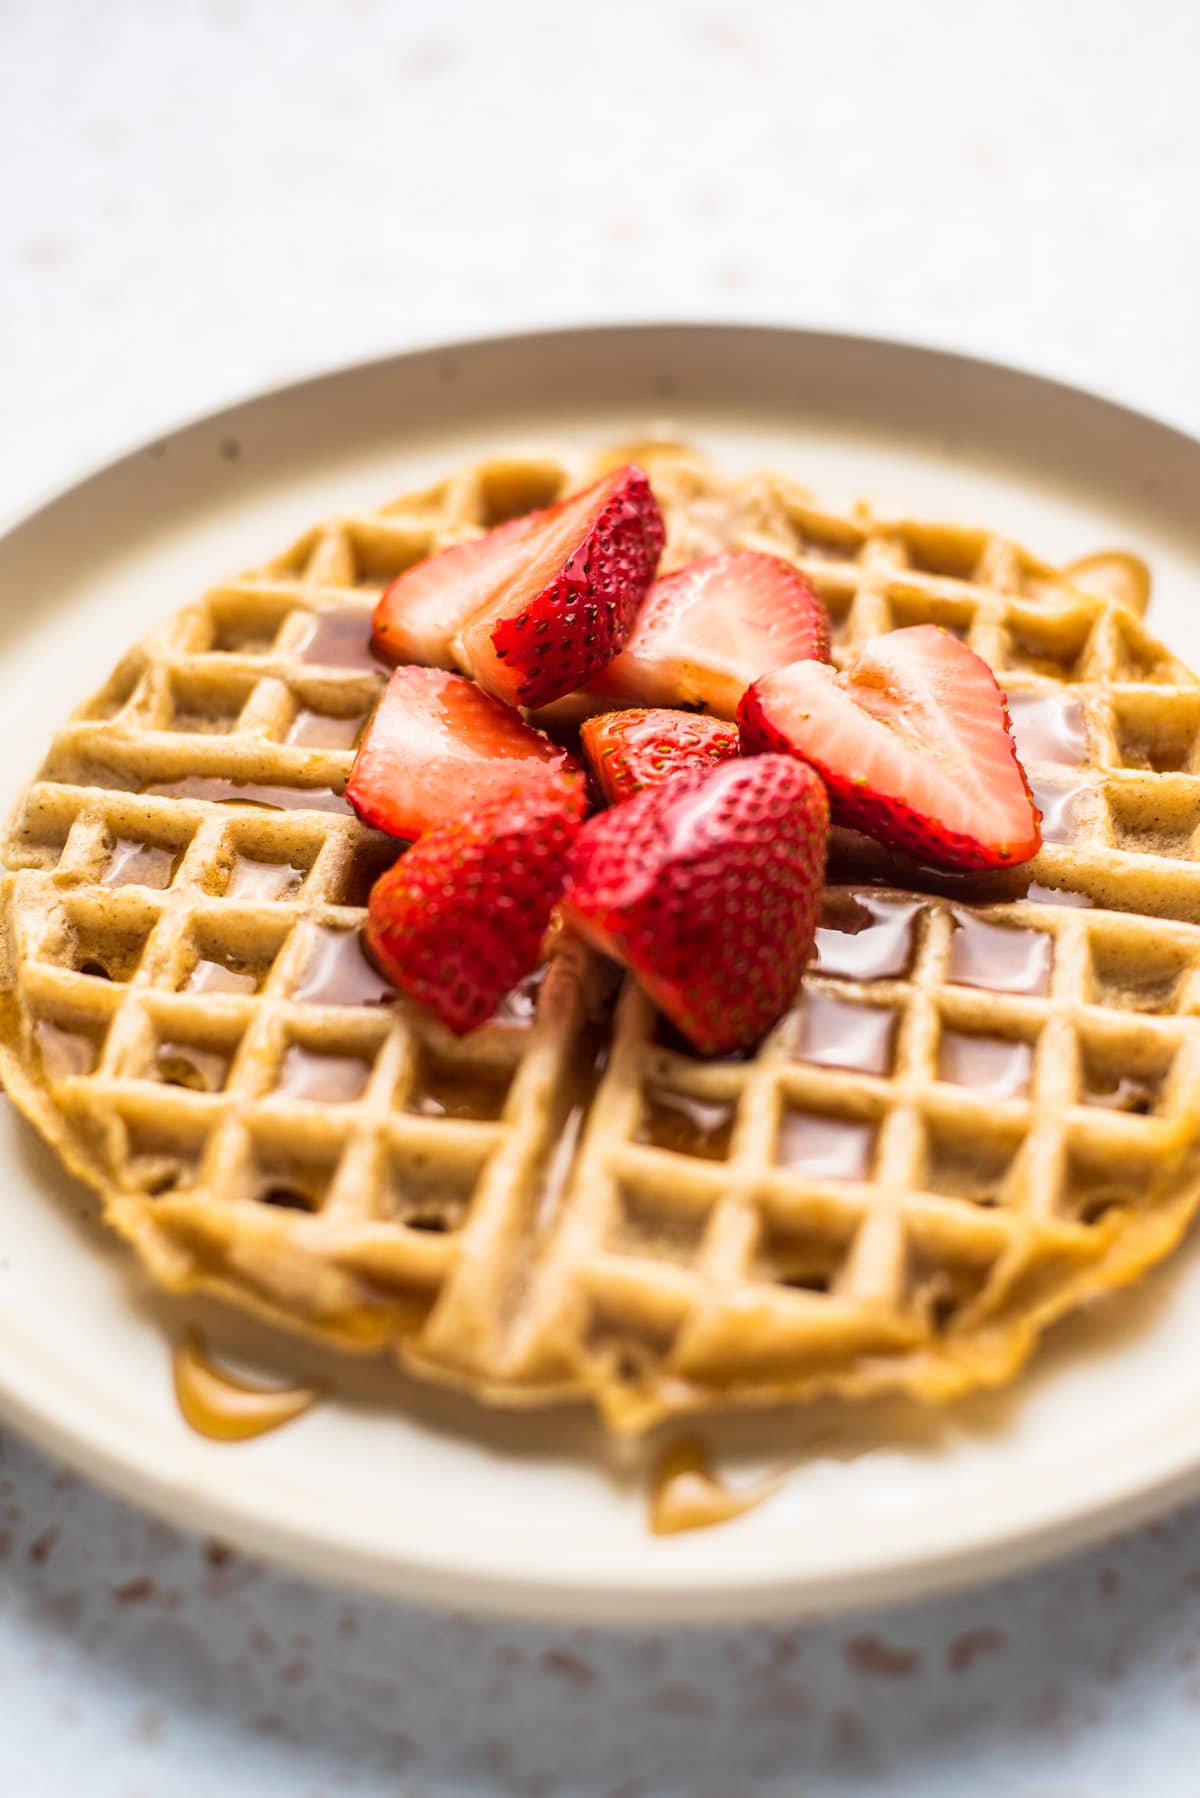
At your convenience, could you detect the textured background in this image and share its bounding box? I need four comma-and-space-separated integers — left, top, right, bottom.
5, 1, 1200, 1792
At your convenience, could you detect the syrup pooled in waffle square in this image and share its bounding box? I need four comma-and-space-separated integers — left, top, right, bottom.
3, 437, 1199, 1431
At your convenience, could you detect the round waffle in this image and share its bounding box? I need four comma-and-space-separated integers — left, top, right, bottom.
3, 439, 1199, 1432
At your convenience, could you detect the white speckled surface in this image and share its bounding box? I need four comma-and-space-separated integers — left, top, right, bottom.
6, 0, 1200, 1790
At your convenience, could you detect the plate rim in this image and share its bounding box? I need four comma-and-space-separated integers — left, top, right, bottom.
7, 320, 1200, 1622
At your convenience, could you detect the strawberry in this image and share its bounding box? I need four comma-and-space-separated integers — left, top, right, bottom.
372, 465, 665, 710
580, 708, 741, 805
345, 665, 583, 841
590, 550, 830, 718
365, 780, 584, 1034
372, 513, 535, 669
561, 755, 828, 1055
738, 625, 1041, 870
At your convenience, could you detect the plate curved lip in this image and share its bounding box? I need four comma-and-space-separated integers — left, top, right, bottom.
5, 319, 1200, 548
6, 322, 1200, 1622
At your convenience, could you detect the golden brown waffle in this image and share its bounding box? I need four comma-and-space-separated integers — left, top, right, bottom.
3, 437, 1199, 1432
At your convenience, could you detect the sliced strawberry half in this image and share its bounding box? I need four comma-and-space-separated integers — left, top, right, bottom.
372, 513, 536, 668
580, 708, 741, 805
345, 665, 584, 841
365, 780, 583, 1035
738, 625, 1041, 870
590, 550, 831, 718
561, 755, 828, 1055
371, 465, 665, 710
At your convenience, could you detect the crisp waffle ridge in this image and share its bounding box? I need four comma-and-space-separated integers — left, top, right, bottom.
3, 437, 1200, 1431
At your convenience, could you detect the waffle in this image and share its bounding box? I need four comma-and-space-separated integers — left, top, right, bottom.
3, 437, 1200, 1433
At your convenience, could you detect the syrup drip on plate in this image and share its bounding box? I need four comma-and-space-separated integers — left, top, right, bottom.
648, 1439, 780, 1535
173, 1331, 323, 1441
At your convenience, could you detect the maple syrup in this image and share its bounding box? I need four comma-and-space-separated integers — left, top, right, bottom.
295, 609, 387, 673
812, 895, 923, 982
227, 856, 308, 901
286, 708, 366, 751
148, 775, 351, 815
794, 990, 895, 1075
1062, 549, 1151, 614
173, 1331, 322, 1441
413, 1059, 513, 1120
648, 1439, 779, 1535
778, 1113, 874, 1178
1082, 1072, 1157, 1113
1029, 776, 1092, 846
1025, 881, 1093, 909
186, 952, 263, 995
493, 964, 548, 1027
35, 1019, 98, 1079
1006, 693, 1088, 767
948, 913, 1052, 996
155, 1040, 229, 1093
278, 1045, 371, 1103
939, 1031, 1032, 1098
638, 1087, 737, 1158
293, 927, 398, 1007
103, 837, 180, 889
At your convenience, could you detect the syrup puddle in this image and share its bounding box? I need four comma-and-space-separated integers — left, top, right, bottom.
104, 837, 179, 889
174, 1331, 323, 1441
286, 708, 366, 751
638, 1087, 736, 1158
187, 956, 261, 995
278, 1045, 371, 1103
939, 1031, 1032, 1098
1029, 776, 1092, 846
1062, 549, 1151, 614
227, 857, 307, 902
948, 912, 1052, 995
1006, 694, 1087, 768
648, 1439, 780, 1535
812, 895, 922, 981
148, 776, 351, 815
296, 609, 387, 672
778, 1114, 874, 1178
795, 990, 894, 1074
294, 927, 398, 1006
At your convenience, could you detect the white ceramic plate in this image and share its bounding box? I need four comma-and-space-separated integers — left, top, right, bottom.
6, 325, 1200, 1624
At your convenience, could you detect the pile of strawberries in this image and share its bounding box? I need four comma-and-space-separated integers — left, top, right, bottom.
349, 464, 1041, 1056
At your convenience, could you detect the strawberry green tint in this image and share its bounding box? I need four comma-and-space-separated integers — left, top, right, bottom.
738, 625, 1041, 871
365, 784, 584, 1035
591, 550, 830, 718
580, 707, 740, 805
562, 754, 828, 1056
346, 665, 583, 842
